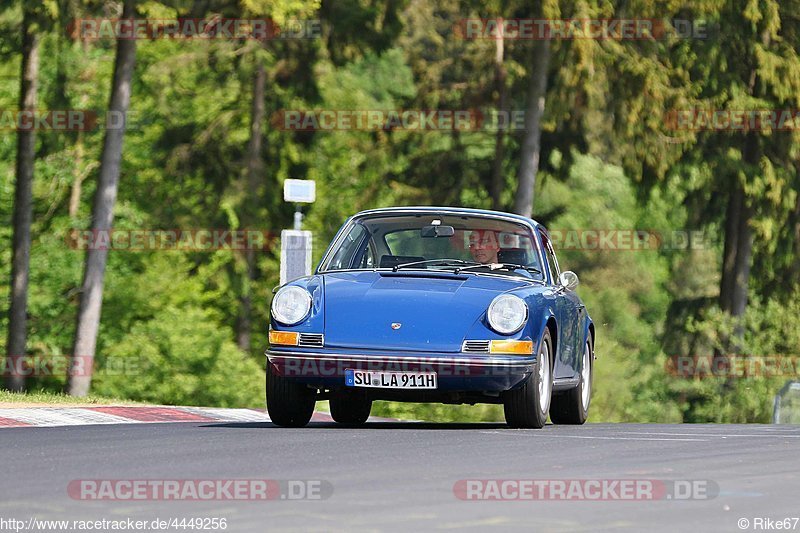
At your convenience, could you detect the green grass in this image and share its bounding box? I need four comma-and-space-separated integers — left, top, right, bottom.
371, 401, 504, 422
0, 389, 148, 406
317, 399, 504, 422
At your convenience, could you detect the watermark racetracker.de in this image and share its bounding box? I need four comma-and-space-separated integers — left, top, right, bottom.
68, 479, 333, 501
453, 479, 719, 501
69, 18, 321, 40
665, 108, 800, 132
0, 110, 145, 131
1, 355, 146, 378
271, 109, 528, 132
547, 229, 712, 251
667, 354, 800, 379
453, 18, 709, 40
66, 229, 286, 252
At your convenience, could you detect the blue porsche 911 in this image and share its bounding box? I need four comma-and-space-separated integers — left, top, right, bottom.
266, 207, 595, 428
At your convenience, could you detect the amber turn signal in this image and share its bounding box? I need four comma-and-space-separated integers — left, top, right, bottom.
269, 330, 299, 346
489, 340, 533, 355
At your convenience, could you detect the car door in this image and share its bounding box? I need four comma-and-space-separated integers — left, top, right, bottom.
540, 229, 580, 379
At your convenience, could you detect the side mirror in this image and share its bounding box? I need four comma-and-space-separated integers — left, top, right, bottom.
559, 271, 579, 291
420, 225, 455, 238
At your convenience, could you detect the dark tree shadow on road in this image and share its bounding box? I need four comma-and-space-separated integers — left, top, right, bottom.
200, 421, 513, 430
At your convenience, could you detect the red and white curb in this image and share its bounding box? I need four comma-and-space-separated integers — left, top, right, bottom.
0, 406, 269, 428
0, 406, 396, 428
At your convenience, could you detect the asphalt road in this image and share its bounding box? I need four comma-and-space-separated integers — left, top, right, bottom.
2, 422, 799, 532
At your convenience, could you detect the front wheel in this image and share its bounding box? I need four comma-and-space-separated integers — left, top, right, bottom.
503, 327, 553, 429
550, 337, 593, 425
266, 361, 316, 427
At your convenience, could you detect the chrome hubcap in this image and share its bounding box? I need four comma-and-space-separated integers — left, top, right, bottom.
581, 342, 591, 411
538, 341, 552, 414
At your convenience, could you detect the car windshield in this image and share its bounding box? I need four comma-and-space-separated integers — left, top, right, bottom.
319, 213, 544, 280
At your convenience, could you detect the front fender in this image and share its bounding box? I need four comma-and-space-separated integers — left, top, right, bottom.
523, 291, 557, 357
582, 314, 595, 354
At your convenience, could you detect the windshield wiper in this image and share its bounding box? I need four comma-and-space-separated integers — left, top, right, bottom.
392, 258, 480, 272
454, 263, 542, 276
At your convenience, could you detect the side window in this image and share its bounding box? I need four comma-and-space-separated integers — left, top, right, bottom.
327, 224, 367, 270
540, 230, 560, 284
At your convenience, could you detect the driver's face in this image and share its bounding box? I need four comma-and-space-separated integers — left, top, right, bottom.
469, 231, 499, 264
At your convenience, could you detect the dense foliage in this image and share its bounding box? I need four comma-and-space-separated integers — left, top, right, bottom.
1, 0, 798, 420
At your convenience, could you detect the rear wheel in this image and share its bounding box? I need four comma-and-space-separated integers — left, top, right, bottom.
329, 393, 372, 425
266, 362, 316, 427
550, 337, 593, 425
503, 327, 553, 429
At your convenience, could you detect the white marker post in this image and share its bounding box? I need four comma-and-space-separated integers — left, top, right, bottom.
280, 180, 316, 284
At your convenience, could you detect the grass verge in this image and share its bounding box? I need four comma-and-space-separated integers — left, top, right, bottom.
0, 389, 148, 407
316, 399, 504, 422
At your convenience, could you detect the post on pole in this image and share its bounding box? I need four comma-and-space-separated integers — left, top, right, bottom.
293, 205, 303, 230
281, 180, 315, 284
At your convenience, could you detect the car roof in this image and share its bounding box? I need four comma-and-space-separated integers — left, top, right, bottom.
351, 206, 543, 230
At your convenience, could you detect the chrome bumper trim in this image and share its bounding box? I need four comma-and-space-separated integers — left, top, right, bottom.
265, 349, 535, 368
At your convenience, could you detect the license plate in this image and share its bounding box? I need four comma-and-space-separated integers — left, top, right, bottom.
345, 369, 437, 389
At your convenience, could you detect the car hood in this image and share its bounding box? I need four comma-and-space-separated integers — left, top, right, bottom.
321, 270, 533, 352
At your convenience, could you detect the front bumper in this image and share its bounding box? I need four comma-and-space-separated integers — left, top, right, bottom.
265, 348, 536, 393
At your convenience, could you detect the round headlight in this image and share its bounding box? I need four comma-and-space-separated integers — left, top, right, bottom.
487, 294, 528, 334
271, 286, 312, 325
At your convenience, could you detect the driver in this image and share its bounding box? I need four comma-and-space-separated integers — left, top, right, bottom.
468, 229, 500, 264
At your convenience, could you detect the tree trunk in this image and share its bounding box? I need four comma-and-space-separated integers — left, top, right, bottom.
718, 132, 758, 353
4, 7, 40, 392
719, 181, 743, 313
512, 36, 550, 218
730, 202, 752, 321
68, 0, 137, 396
489, 22, 507, 211
236, 61, 266, 352
730, 132, 758, 343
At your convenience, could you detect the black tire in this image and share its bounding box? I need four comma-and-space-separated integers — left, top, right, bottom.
329, 393, 372, 425
503, 327, 553, 429
266, 361, 316, 427
550, 336, 593, 425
